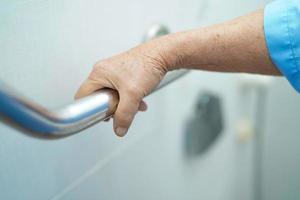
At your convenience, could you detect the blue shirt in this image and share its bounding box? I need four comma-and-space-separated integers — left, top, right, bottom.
265, 0, 300, 92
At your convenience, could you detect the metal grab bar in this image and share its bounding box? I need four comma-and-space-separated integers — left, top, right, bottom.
0, 70, 188, 139
0, 24, 189, 139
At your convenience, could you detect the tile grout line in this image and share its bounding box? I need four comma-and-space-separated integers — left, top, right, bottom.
50, 133, 148, 200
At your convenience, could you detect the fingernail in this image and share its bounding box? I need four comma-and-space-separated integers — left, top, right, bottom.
116, 127, 128, 137
139, 103, 147, 112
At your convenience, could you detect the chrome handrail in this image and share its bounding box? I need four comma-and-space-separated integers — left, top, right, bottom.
0, 70, 188, 139
0, 24, 189, 139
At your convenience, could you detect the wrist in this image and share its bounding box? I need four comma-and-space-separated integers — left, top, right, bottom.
143, 32, 190, 72
141, 28, 211, 72
154, 30, 209, 71
156, 32, 190, 71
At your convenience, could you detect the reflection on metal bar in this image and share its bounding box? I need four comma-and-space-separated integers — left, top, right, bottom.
0, 70, 188, 139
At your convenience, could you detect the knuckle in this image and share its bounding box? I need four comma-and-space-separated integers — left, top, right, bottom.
92, 61, 102, 72
89, 61, 110, 81
93, 61, 105, 69
92, 61, 108, 72
89, 64, 102, 80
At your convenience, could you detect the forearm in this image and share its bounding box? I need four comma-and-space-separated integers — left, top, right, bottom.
156, 9, 281, 75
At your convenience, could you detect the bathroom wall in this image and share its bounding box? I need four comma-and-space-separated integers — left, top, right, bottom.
261, 79, 300, 200
0, 0, 269, 199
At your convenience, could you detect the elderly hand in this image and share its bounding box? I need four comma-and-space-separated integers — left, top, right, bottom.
75, 37, 179, 137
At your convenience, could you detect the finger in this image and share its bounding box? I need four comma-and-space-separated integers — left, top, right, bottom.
138, 100, 148, 112
75, 79, 104, 99
113, 92, 140, 137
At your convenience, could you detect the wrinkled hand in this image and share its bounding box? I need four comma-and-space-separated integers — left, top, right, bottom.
75, 40, 173, 137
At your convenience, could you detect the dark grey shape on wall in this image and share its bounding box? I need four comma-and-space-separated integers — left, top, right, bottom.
184, 92, 223, 156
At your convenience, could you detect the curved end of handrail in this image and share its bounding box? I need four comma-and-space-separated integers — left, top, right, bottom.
0, 85, 119, 139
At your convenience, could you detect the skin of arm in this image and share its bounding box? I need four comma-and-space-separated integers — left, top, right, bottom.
75, 9, 281, 137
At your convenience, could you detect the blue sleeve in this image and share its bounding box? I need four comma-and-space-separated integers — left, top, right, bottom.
264, 0, 300, 92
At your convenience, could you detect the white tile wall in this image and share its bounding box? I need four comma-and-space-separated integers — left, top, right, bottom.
262, 79, 300, 200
